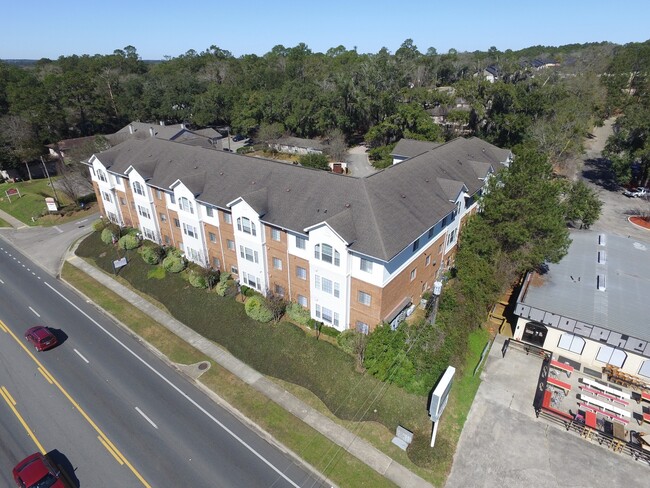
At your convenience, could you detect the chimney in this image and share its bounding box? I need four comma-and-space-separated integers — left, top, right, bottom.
149, 127, 155, 137
128, 123, 134, 134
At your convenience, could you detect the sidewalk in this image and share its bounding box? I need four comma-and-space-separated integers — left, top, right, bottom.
64, 253, 433, 488
0, 207, 29, 229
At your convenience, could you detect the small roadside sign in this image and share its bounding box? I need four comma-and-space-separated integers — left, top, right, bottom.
45, 197, 58, 211
5, 188, 20, 202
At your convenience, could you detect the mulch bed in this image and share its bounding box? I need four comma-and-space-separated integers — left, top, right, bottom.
629, 216, 650, 230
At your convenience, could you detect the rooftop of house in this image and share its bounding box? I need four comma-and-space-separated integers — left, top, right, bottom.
518, 231, 650, 341
271, 136, 328, 151
94, 136, 508, 262
391, 139, 443, 159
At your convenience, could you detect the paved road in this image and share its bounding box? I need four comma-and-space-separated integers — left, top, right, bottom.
345, 145, 377, 178
0, 239, 328, 487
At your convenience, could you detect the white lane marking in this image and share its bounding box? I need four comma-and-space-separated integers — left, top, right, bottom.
32, 272, 36, 276
135, 407, 158, 429
79, 219, 88, 223
0, 278, 4, 284
29, 307, 41, 317
54, 226, 64, 234
44, 282, 301, 488
74, 348, 90, 364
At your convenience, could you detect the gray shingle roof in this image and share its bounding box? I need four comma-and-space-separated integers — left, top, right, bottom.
96, 136, 508, 261
391, 139, 442, 159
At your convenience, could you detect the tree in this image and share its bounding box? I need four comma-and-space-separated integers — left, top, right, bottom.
564, 180, 603, 229
298, 152, 329, 170
324, 128, 347, 161
0, 115, 42, 178
603, 104, 650, 186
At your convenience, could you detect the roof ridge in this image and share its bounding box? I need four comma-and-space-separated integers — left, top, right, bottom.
359, 178, 387, 259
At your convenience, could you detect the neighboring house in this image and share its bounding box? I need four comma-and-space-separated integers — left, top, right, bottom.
531, 58, 560, 70
483, 65, 500, 83
46, 135, 98, 160
513, 231, 650, 379
88, 136, 510, 334
268, 136, 327, 155
426, 98, 473, 136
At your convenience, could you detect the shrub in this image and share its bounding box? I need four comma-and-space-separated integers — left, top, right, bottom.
139, 244, 165, 265
188, 271, 208, 289
286, 302, 311, 325
162, 253, 186, 273
321, 325, 341, 338
240, 285, 256, 297
92, 219, 107, 232
100, 228, 115, 245
118, 233, 140, 250
298, 152, 329, 170
219, 272, 231, 283
244, 295, 273, 323
215, 279, 237, 297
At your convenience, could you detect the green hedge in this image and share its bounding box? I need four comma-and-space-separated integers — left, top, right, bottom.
139, 244, 165, 265
215, 279, 237, 297
244, 295, 273, 323
162, 253, 186, 273
118, 233, 140, 250
286, 302, 311, 325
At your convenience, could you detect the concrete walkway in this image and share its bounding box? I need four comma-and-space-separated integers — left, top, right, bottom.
0, 207, 431, 487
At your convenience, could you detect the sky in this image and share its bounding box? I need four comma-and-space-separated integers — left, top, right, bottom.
2, 0, 649, 60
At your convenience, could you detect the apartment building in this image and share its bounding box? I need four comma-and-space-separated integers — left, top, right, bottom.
89, 136, 511, 333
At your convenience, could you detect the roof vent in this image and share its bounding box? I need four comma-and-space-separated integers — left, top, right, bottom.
286, 188, 290, 192
597, 274, 606, 291
401, 194, 406, 198
597, 251, 606, 264
251, 181, 256, 185
425, 179, 429, 182
598, 234, 606, 246
345, 203, 350, 208
220, 172, 224, 176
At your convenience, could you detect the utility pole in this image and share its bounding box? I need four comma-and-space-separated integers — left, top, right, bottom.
41, 156, 61, 204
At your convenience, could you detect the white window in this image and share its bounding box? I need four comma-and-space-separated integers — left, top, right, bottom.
425, 255, 431, 266
133, 181, 145, 196
223, 212, 232, 224
155, 189, 162, 199
274, 284, 285, 297
227, 239, 235, 251
143, 227, 155, 240
321, 306, 333, 324
410, 269, 416, 281
187, 247, 201, 262
297, 295, 308, 307
315, 243, 340, 266
102, 191, 112, 203
315, 275, 339, 298
557, 333, 585, 355
245, 273, 260, 289
208, 232, 217, 243
360, 258, 373, 273
137, 205, 151, 219
271, 228, 281, 241
230, 265, 238, 275
316, 304, 321, 318
639, 360, 650, 379
179, 197, 194, 214
358, 291, 371, 306
296, 266, 307, 280
107, 211, 118, 222
240, 246, 258, 263
237, 217, 256, 236
183, 223, 198, 238
296, 236, 306, 249
273, 257, 282, 270
595, 346, 627, 368
205, 206, 214, 217
160, 213, 167, 223
447, 229, 457, 245
356, 321, 369, 335
97, 169, 107, 182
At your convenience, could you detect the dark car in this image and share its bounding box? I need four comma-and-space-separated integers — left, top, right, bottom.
12, 452, 66, 488
24, 326, 58, 351
232, 134, 245, 142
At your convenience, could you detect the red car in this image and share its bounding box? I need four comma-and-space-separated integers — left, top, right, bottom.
12, 452, 66, 488
24, 326, 58, 351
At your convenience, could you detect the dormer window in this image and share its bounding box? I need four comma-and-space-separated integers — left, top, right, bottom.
179, 197, 194, 214
237, 217, 256, 236
96, 169, 107, 182
315, 243, 340, 266
132, 181, 145, 196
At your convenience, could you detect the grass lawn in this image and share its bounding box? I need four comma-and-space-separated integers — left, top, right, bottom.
73, 231, 491, 485
0, 178, 86, 226
0, 216, 10, 227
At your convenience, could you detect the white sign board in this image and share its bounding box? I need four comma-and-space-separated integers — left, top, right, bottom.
429, 365, 455, 421
45, 197, 58, 211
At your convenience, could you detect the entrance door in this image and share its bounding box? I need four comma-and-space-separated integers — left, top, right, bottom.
522, 322, 547, 348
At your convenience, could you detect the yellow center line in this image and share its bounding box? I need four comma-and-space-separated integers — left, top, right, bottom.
0, 319, 151, 488
1, 386, 46, 455
98, 435, 125, 465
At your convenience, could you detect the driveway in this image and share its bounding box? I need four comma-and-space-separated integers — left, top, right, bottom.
345, 145, 377, 178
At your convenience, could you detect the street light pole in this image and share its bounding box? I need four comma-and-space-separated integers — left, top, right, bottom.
41, 156, 61, 205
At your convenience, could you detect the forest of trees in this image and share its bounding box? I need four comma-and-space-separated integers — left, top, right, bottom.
0, 39, 646, 174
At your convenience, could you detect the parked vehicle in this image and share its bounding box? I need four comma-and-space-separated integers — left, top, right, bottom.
232, 134, 245, 142
623, 187, 648, 198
